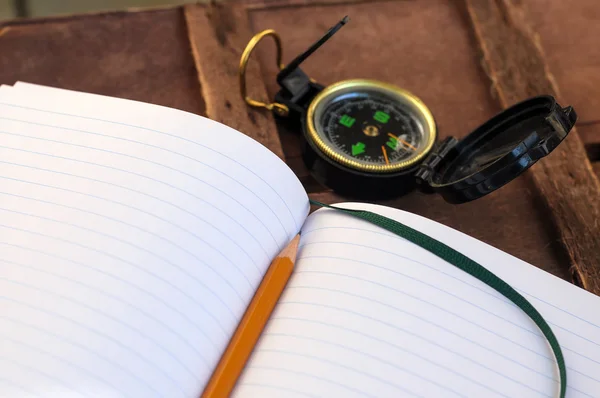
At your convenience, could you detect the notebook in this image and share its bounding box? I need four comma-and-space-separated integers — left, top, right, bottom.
0, 82, 599, 398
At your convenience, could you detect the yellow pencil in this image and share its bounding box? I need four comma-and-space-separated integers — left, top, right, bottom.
201, 234, 301, 398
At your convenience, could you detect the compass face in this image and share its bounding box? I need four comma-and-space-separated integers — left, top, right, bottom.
308, 80, 436, 173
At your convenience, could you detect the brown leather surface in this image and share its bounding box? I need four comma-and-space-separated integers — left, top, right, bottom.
525, 0, 600, 177
526, 0, 600, 128
247, 0, 570, 279
184, 3, 285, 158
0, 8, 205, 115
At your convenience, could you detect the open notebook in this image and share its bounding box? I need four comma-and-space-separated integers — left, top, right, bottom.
1, 82, 599, 398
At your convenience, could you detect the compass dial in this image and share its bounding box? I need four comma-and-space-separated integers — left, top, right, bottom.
307, 80, 436, 173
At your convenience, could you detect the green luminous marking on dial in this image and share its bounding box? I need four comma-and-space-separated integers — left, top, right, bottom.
339, 114, 356, 128
352, 142, 366, 156
373, 110, 390, 124
386, 136, 397, 150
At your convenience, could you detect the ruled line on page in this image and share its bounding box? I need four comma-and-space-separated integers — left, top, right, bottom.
1, 257, 212, 362
234, 382, 320, 398
0, 122, 278, 256
263, 333, 476, 398
274, 300, 555, 396
0, 190, 237, 321
0, 240, 227, 358
299, 242, 542, 335
282, 282, 600, 386
242, 315, 594, 397
240, 297, 555, 397
301, 226, 511, 301
267, 317, 597, 396
301, 226, 600, 333
299, 241, 600, 350
1, 313, 168, 396
0, 277, 206, 381
0, 145, 260, 283
288, 265, 600, 377
289, 268, 600, 383
0, 159, 255, 291
266, 304, 596, 397
0, 295, 186, 397
0, 222, 227, 342
242, 366, 379, 398
0, 206, 234, 332
297, 255, 532, 332
256, 349, 438, 397
0, 356, 86, 398
0, 174, 247, 303
0, 375, 41, 397
0, 103, 300, 233
1, 333, 124, 395
293, 261, 600, 371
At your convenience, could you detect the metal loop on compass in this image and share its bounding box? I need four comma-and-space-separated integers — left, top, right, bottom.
239, 29, 289, 116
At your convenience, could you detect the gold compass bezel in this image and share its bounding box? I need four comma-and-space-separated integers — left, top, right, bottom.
306, 79, 437, 173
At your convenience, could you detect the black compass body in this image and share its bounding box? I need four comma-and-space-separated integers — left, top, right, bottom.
300, 79, 437, 199
268, 18, 577, 203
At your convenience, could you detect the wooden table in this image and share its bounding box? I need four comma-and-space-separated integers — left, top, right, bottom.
1, 0, 599, 293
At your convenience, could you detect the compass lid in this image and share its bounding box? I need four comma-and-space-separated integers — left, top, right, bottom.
415, 95, 577, 204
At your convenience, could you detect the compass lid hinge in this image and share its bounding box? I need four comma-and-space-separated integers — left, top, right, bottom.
415, 137, 458, 187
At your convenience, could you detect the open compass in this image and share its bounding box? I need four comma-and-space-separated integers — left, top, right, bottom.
239, 17, 577, 202
306, 79, 435, 173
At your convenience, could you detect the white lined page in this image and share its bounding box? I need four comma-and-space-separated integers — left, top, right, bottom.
233, 202, 600, 397
0, 83, 309, 397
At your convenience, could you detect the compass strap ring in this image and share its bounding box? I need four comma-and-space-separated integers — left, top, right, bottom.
239, 29, 289, 116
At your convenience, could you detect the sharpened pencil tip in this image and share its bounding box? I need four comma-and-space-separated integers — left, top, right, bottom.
279, 234, 300, 261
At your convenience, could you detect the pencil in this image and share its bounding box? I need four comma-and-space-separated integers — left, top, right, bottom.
201, 234, 301, 398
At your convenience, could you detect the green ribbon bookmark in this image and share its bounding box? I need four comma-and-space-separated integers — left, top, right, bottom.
309, 199, 566, 398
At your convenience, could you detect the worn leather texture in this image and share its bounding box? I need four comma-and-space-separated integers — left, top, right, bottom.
0, 8, 205, 115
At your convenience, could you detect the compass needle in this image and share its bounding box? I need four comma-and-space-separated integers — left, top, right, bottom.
388, 133, 417, 151
381, 146, 390, 165
401, 139, 417, 151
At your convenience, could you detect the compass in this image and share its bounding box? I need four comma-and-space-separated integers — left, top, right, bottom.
239, 17, 577, 202
306, 80, 435, 173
